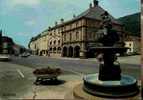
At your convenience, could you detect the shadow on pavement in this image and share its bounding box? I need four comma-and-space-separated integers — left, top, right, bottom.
34, 79, 66, 86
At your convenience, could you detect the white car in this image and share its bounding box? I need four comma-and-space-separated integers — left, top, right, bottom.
21, 52, 30, 57
0, 54, 11, 61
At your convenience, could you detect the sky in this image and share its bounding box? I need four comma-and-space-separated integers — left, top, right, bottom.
0, 0, 140, 47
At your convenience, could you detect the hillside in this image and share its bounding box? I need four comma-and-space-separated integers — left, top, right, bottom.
118, 12, 140, 37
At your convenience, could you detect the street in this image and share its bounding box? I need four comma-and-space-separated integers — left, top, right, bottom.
0, 55, 141, 99
11, 55, 140, 79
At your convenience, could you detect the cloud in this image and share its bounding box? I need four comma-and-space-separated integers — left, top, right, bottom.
15, 32, 30, 37
7, 0, 42, 7
24, 19, 37, 26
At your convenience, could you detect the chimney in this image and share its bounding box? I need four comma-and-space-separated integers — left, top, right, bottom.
89, 3, 92, 9
61, 18, 64, 23
73, 14, 76, 18
55, 21, 58, 26
48, 26, 51, 30
93, 0, 98, 7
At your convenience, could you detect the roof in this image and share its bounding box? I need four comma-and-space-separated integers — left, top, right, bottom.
74, 6, 122, 25
2, 36, 14, 43
49, 5, 122, 30
30, 2, 122, 42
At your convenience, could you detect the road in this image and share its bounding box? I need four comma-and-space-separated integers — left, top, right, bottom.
11, 55, 140, 79
0, 61, 34, 100
0, 55, 140, 99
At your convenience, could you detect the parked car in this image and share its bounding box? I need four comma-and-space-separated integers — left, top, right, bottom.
0, 54, 11, 61
21, 52, 30, 57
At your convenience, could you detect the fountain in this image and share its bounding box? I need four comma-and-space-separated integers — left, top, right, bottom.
82, 11, 139, 98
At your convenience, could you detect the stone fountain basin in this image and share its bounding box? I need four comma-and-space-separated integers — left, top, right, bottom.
83, 73, 139, 98
83, 73, 137, 86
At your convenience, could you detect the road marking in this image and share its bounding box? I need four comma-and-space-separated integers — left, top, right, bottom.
17, 69, 25, 78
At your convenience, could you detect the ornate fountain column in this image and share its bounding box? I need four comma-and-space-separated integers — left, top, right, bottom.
99, 49, 121, 81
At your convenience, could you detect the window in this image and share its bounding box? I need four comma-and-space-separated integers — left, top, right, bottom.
34, 44, 36, 49
93, 33, 95, 39
49, 48, 52, 51
70, 25, 72, 29
57, 47, 61, 53
64, 34, 66, 41
72, 24, 74, 28
50, 41, 52, 45
58, 47, 61, 51
53, 47, 56, 53
70, 33, 72, 41
89, 33, 92, 39
58, 40, 60, 44
58, 29, 61, 34
76, 31, 79, 40
76, 22, 79, 27
64, 26, 66, 30
54, 40, 56, 45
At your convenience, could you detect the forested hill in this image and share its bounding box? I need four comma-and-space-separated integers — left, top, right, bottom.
118, 12, 140, 37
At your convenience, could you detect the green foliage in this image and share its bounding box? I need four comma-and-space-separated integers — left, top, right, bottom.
118, 12, 140, 36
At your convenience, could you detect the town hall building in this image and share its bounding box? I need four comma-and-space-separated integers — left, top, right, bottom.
29, 0, 125, 58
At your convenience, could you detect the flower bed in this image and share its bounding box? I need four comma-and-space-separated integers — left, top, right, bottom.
33, 67, 62, 75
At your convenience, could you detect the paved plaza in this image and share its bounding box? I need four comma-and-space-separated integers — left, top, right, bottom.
0, 55, 141, 99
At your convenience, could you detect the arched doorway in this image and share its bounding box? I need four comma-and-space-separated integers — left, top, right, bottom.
40, 50, 42, 56
74, 46, 80, 58
57, 47, 61, 53
53, 47, 56, 53
49, 48, 52, 52
62, 47, 67, 57
68, 46, 73, 57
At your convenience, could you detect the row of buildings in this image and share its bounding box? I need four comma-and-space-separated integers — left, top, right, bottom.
0, 30, 28, 55
0, 30, 14, 54
29, 0, 140, 58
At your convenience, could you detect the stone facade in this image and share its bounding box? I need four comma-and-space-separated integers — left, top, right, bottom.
29, 33, 48, 56
48, 26, 62, 57
29, 0, 125, 58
